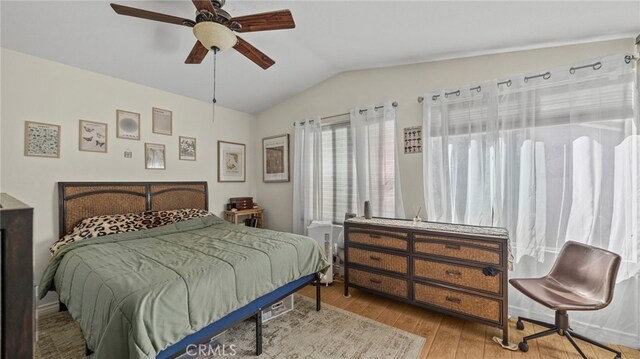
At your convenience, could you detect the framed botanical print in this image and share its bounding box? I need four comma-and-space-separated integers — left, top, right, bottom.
218, 141, 245, 182
152, 107, 172, 135
116, 109, 140, 140
79, 120, 107, 153
263, 134, 290, 182
24, 121, 60, 158
403, 126, 422, 154
179, 136, 196, 161
145, 143, 166, 170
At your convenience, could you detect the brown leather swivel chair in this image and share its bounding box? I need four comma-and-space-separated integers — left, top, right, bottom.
509, 241, 622, 359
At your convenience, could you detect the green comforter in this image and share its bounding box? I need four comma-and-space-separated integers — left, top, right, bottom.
38, 215, 329, 359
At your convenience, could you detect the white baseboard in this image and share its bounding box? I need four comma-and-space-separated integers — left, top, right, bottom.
35, 301, 60, 342
37, 301, 60, 318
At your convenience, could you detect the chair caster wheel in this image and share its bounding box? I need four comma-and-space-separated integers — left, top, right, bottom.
516, 320, 524, 330
518, 341, 529, 352
614, 355, 621, 359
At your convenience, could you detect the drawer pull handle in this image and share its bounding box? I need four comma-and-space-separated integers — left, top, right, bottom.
446, 296, 461, 304
482, 266, 500, 277
445, 270, 462, 277
369, 234, 381, 239
445, 244, 461, 250
369, 255, 382, 261
369, 278, 382, 284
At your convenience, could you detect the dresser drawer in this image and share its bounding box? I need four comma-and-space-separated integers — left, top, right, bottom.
414, 282, 501, 324
348, 268, 408, 299
348, 229, 408, 251
413, 235, 501, 265
349, 247, 408, 275
413, 258, 501, 295
415, 233, 501, 249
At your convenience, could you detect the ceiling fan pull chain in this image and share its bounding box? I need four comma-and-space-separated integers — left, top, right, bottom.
212, 47, 218, 123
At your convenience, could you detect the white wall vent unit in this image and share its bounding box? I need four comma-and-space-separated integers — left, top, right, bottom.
307, 221, 334, 284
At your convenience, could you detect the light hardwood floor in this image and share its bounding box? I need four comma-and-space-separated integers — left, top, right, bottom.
298, 280, 639, 359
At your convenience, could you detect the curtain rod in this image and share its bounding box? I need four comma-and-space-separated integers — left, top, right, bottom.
294, 101, 398, 126
417, 81, 510, 103
417, 54, 637, 103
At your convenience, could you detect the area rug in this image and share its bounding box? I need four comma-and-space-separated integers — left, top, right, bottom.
36, 295, 425, 359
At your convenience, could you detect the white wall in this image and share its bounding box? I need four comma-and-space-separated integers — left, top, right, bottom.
0, 49, 257, 306
254, 38, 636, 232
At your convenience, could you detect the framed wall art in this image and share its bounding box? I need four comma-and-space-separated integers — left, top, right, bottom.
152, 107, 172, 135
403, 126, 422, 154
263, 134, 290, 183
218, 141, 245, 182
116, 109, 140, 140
145, 143, 166, 170
79, 120, 107, 153
24, 121, 60, 158
179, 136, 196, 161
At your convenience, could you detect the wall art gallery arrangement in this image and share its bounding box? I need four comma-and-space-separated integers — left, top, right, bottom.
23, 108, 292, 185
23, 108, 197, 171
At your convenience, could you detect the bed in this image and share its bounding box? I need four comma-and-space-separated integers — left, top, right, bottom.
38, 181, 329, 359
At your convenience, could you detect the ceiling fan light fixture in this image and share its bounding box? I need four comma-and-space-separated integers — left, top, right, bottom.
193, 22, 237, 52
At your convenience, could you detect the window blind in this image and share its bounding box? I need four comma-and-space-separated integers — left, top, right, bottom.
321, 121, 357, 224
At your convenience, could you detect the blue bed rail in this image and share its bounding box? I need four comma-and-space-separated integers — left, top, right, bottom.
157, 274, 319, 359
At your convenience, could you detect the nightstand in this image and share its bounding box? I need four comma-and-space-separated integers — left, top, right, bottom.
224, 208, 264, 228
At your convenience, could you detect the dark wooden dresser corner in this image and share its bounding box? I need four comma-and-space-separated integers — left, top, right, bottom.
1, 193, 35, 359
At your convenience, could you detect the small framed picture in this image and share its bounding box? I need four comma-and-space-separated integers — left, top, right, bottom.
116, 109, 140, 140
179, 136, 196, 161
218, 141, 245, 182
145, 143, 166, 170
403, 126, 423, 154
263, 134, 290, 183
152, 107, 172, 135
24, 121, 60, 158
79, 120, 107, 153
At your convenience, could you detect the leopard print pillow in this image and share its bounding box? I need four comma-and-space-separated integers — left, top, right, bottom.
50, 208, 210, 255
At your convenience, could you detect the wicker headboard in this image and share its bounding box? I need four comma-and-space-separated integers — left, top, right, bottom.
58, 181, 208, 237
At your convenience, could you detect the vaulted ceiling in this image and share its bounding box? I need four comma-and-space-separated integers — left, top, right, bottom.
2, 1, 639, 114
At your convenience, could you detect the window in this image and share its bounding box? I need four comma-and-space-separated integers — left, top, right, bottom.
321, 121, 357, 223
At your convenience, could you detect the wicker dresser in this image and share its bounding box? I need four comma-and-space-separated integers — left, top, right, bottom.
344, 217, 510, 345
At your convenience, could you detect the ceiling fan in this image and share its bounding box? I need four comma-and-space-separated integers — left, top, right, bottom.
110, 0, 295, 69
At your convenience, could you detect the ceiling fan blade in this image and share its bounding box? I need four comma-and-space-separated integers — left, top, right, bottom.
110, 3, 195, 27
185, 41, 209, 64
192, 0, 217, 17
231, 10, 295, 32
233, 36, 275, 69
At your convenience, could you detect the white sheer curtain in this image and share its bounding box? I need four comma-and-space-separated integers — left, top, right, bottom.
350, 102, 405, 218
292, 117, 323, 235
423, 81, 499, 226
423, 54, 639, 347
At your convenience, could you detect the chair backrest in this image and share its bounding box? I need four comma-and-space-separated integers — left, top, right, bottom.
548, 241, 621, 307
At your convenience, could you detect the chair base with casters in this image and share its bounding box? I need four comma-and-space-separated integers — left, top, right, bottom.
509, 241, 623, 359
515, 311, 621, 358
